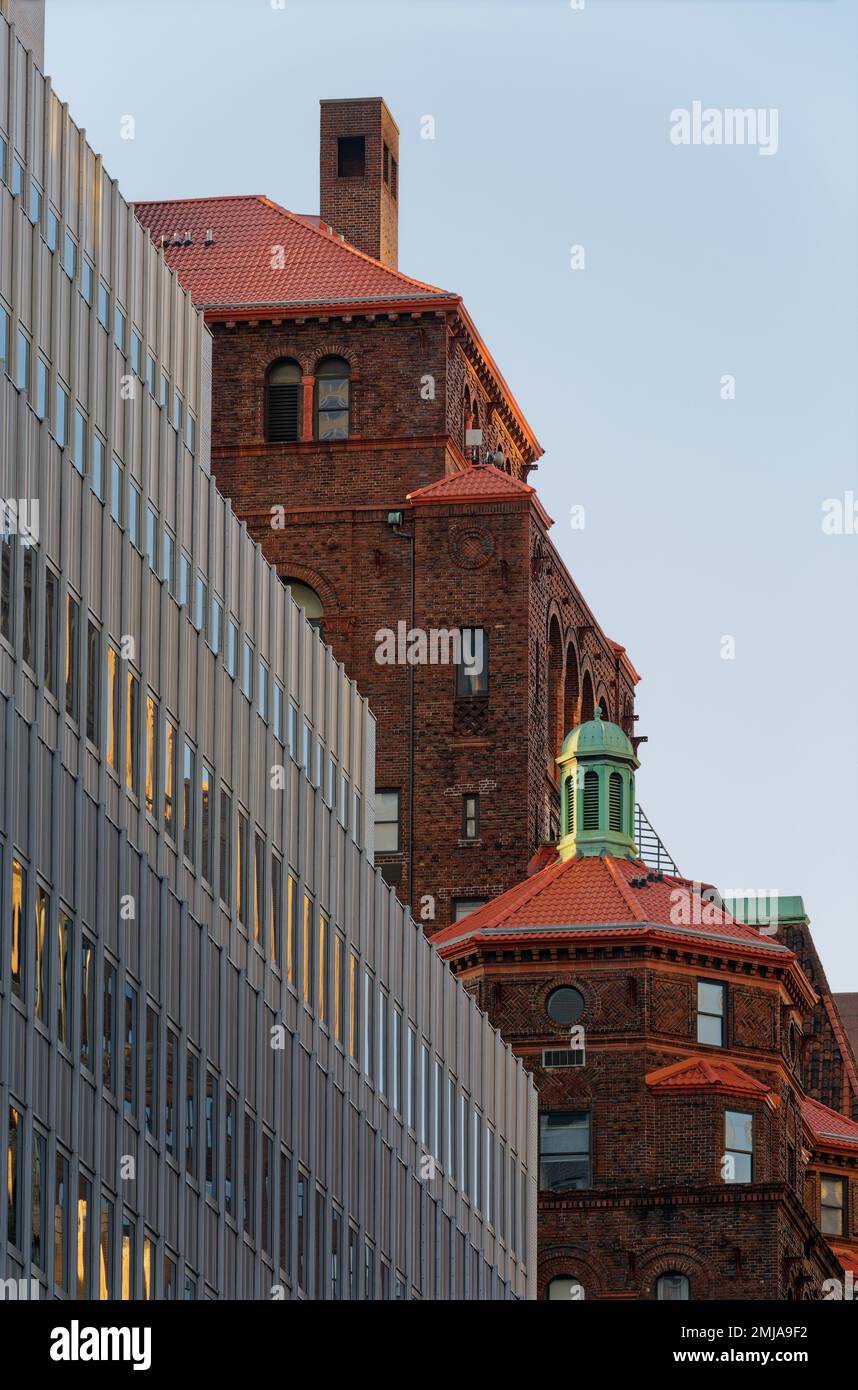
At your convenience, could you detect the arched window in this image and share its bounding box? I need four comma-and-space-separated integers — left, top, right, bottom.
657, 1272, 690, 1301
580, 672, 595, 724
547, 618, 563, 760
284, 579, 324, 636
315, 357, 350, 440
609, 771, 623, 832
582, 770, 599, 830
266, 359, 302, 442
547, 1277, 585, 1300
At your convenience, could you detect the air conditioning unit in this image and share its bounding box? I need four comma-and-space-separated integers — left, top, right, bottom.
542, 1048, 586, 1069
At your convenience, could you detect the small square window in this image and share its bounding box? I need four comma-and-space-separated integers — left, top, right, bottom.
160, 371, 169, 408
146, 353, 156, 396
29, 183, 42, 225
173, 391, 182, 432
453, 898, 488, 922
11, 158, 24, 197
131, 333, 142, 376
114, 308, 126, 353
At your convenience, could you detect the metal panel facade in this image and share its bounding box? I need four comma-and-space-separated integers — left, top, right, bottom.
0, 14, 537, 1300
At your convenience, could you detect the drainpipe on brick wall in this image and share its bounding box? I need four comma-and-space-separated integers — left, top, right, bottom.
387, 514, 415, 908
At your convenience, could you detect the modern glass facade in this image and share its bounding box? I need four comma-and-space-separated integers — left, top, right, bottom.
0, 11, 537, 1299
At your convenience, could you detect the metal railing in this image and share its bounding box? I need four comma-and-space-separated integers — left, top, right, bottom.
635, 804, 681, 877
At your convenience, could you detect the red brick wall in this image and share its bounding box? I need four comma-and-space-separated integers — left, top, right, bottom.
319, 98, 399, 267
464, 956, 839, 1299
208, 313, 637, 930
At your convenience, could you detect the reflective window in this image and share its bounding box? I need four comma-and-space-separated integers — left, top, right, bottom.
539, 1111, 590, 1191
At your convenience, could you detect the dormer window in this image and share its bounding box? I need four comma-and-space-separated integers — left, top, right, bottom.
316, 357, 350, 440
267, 360, 302, 442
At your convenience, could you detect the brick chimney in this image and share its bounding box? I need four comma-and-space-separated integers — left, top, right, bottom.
1, 0, 45, 69
319, 98, 399, 269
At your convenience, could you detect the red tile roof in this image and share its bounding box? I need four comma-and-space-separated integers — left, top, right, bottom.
408, 463, 535, 502
645, 1056, 773, 1099
133, 195, 452, 313
830, 1245, 858, 1277
432, 852, 802, 965
407, 463, 552, 522
803, 1096, 858, 1148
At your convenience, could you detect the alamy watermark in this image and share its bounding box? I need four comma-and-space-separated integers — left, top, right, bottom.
375, 622, 484, 675
670, 102, 779, 157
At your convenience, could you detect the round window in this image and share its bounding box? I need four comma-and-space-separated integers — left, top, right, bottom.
547, 986, 585, 1026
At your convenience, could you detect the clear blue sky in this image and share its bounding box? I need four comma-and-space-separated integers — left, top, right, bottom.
46, 0, 858, 987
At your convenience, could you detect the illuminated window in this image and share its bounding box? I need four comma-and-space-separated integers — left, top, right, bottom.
821, 1175, 845, 1236
10, 857, 26, 999
34, 884, 47, 1022
144, 695, 157, 816
65, 593, 79, 720
302, 892, 314, 1006
56, 910, 71, 1048
125, 670, 139, 793
182, 743, 195, 862
163, 718, 176, 837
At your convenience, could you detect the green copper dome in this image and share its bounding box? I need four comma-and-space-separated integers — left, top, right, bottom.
560, 706, 635, 762
556, 706, 639, 861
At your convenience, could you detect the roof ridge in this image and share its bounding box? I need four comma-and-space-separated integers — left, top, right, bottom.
603, 856, 649, 922
407, 462, 535, 502
255, 195, 452, 298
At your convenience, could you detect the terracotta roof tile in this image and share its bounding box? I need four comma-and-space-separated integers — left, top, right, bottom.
407, 464, 537, 505
133, 195, 451, 312
803, 1096, 858, 1147
433, 852, 798, 961
645, 1056, 773, 1098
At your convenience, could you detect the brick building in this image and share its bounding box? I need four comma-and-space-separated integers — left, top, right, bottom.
432, 711, 856, 1299
133, 97, 642, 932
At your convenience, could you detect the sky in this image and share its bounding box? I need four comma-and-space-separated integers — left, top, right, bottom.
45, 0, 857, 987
